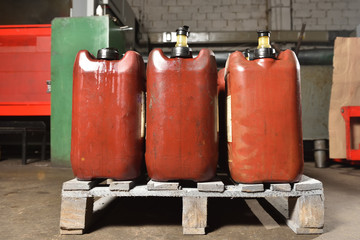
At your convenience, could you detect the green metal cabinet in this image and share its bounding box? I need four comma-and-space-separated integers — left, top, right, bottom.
51, 16, 125, 166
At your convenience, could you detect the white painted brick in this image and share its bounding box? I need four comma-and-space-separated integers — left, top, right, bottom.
183, 20, 196, 29
335, 17, 348, 25
162, 13, 178, 20
293, 0, 310, 3
183, 6, 200, 13
227, 20, 240, 29
222, 12, 237, 20
317, 2, 332, 10
162, 0, 176, 6
294, 9, 311, 18
176, 12, 192, 20
197, 20, 212, 30
343, 10, 358, 18
177, 0, 192, 5
167, 20, 183, 28
327, 10, 342, 19
147, 12, 162, 21
242, 19, 258, 29
169, 6, 183, 13
348, 1, 360, 9
222, 0, 237, 5
311, 10, 325, 18
348, 17, 360, 25
214, 5, 230, 13
333, 2, 347, 9
147, 6, 168, 16
151, 20, 168, 29
340, 24, 355, 30
251, 10, 266, 19
202, 0, 220, 4
206, 13, 221, 20
317, 17, 332, 25
236, 12, 251, 19
199, 5, 213, 13
192, 12, 206, 20
146, 0, 162, 5
212, 20, 227, 29
258, 19, 268, 29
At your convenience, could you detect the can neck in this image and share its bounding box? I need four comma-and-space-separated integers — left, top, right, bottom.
175, 34, 188, 47
257, 36, 271, 49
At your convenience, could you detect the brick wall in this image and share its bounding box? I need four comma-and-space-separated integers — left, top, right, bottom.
128, 0, 360, 32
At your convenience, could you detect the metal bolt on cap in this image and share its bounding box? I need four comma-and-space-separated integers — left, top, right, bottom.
97, 48, 120, 60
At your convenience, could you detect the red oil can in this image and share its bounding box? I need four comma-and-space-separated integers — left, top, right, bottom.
71, 48, 145, 180
145, 26, 218, 181
226, 31, 303, 183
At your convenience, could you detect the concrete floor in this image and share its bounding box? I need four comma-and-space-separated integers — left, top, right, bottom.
0, 159, 359, 240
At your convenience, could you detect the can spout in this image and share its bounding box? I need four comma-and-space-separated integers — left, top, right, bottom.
253, 30, 276, 59
175, 25, 189, 47
171, 26, 192, 58
257, 31, 271, 49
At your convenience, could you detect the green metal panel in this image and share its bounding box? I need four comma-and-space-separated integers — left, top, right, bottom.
51, 16, 125, 166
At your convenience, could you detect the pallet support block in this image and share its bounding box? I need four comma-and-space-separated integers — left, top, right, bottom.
266, 194, 324, 234
60, 197, 94, 235
182, 197, 207, 234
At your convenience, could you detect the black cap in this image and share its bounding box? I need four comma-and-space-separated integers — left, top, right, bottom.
257, 30, 271, 37
97, 48, 120, 60
176, 25, 190, 37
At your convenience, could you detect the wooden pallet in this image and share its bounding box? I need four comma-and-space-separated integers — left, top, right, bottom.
60, 175, 324, 235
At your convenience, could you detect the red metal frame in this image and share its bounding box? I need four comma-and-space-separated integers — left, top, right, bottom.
341, 106, 360, 161
0, 24, 51, 116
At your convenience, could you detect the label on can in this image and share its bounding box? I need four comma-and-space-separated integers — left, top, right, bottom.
227, 95, 232, 142
141, 91, 145, 138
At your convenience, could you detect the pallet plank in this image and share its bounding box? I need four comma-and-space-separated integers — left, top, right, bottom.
294, 175, 323, 191
63, 178, 102, 191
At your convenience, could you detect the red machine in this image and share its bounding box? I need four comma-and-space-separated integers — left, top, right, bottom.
341, 106, 360, 161
226, 31, 303, 183
0, 24, 51, 116
71, 49, 146, 180
217, 68, 228, 171
145, 26, 218, 181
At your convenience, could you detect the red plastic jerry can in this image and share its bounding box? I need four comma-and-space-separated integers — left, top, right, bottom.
71, 48, 146, 180
145, 26, 218, 181
226, 31, 303, 183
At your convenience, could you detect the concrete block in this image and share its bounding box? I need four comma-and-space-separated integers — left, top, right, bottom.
197, 179, 225, 192
60, 197, 93, 232
63, 178, 101, 191
242, 19, 258, 30
294, 175, 323, 191
147, 180, 179, 190
311, 10, 325, 18
109, 180, 135, 191
270, 183, 291, 192
214, 6, 229, 13
238, 183, 264, 192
